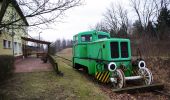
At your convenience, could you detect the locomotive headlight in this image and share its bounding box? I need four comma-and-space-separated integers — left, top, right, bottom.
108, 62, 117, 72
138, 60, 146, 69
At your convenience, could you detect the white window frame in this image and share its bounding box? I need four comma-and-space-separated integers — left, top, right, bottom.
3, 39, 8, 48
14, 42, 17, 55
18, 43, 22, 54
8, 41, 11, 48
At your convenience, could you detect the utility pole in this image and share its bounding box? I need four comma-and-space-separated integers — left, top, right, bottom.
38, 32, 42, 51
39, 32, 42, 41
12, 4, 15, 57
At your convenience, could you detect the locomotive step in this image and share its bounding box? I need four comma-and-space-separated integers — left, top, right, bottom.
112, 83, 164, 93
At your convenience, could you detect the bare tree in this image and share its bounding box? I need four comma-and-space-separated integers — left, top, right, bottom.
0, 0, 82, 30
154, 0, 170, 17
103, 5, 119, 34
93, 21, 109, 32
103, 3, 129, 36
130, 0, 170, 31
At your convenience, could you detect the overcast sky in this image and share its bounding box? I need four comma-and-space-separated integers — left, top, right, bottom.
29, 0, 131, 42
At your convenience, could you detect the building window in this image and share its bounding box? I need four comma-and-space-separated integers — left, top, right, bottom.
3, 40, 12, 49
3, 40, 8, 48
18, 43, 22, 54
14, 42, 17, 55
8, 41, 11, 48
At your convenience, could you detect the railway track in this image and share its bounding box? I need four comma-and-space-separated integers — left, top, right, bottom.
55, 55, 170, 97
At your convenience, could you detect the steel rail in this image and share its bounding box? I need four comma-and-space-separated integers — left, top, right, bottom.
55, 55, 72, 62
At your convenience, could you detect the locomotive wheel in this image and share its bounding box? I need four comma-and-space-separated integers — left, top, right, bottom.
138, 67, 153, 85
112, 69, 125, 88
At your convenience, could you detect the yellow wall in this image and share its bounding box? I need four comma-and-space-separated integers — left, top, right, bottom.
0, 33, 13, 55
0, 3, 28, 56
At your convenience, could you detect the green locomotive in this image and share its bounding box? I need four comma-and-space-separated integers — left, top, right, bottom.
72, 30, 153, 88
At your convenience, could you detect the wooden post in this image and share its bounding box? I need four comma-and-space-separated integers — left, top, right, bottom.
47, 44, 50, 54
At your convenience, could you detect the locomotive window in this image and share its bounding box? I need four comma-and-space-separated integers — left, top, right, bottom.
81, 34, 92, 42
121, 42, 129, 58
110, 42, 119, 58
98, 35, 108, 39
73, 36, 78, 44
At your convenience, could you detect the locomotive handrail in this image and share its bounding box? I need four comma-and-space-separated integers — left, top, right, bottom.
97, 48, 103, 60
137, 48, 142, 59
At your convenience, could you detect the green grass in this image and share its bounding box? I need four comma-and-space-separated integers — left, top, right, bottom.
0, 58, 109, 100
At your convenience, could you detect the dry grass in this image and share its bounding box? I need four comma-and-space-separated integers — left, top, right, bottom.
131, 36, 170, 57
146, 57, 170, 92
57, 48, 170, 100
0, 56, 109, 100
56, 48, 72, 60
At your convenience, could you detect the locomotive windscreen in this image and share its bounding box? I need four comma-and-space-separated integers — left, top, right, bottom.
98, 35, 108, 39
81, 34, 92, 42
110, 42, 119, 58
121, 42, 128, 58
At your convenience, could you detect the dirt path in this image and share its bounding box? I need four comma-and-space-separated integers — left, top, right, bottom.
14, 56, 53, 73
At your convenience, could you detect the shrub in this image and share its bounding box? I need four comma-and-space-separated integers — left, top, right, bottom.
0, 55, 14, 81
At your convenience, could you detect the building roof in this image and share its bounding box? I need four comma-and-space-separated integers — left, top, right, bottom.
11, 0, 29, 26
21, 37, 51, 45
0, 0, 29, 26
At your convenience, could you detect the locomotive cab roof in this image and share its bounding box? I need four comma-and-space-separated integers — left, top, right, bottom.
77, 30, 109, 36
73, 30, 130, 44
73, 30, 111, 43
